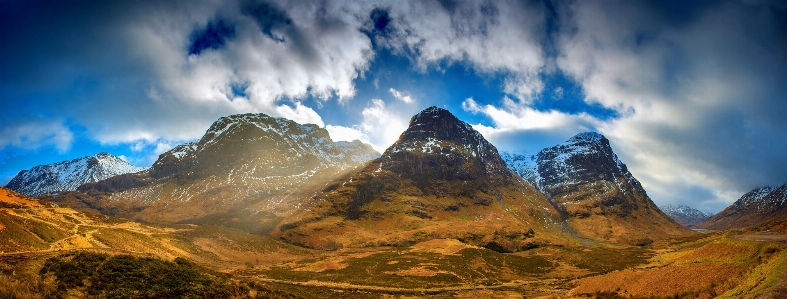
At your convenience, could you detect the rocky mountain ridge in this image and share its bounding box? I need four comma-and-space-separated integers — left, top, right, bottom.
502, 132, 689, 244
47, 113, 378, 227
698, 184, 787, 230
5, 153, 144, 197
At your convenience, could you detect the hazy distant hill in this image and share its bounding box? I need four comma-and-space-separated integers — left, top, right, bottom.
47, 113, 378, 228
276, 107, 567, 251
502, 132, 690, 245
659, 204, 710, 227
5, 153, 144, 197
698, 184, 787, 230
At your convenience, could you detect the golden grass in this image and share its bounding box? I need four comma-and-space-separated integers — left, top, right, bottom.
718, 250, 787, 298
0, 187, 44, 208
569, 262, 747, 297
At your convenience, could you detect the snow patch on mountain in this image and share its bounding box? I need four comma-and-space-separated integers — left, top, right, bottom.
501, 132, 638, 197
724, 184, 787, 215
660, 204, 710, 226
5, 153, 145, 197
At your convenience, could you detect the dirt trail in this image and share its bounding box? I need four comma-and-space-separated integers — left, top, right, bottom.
249, 276, 561, 294
733, 234, 787, 245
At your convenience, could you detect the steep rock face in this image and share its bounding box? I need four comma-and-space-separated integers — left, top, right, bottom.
5, 153, 144, 197
277, 107, 566, 251
47, 113, 378, 227
660, 204, 709, 227
698, 184, 787, 230
503, 132, 689, 244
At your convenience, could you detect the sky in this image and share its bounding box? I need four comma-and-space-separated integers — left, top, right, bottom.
1, 0, 786, 213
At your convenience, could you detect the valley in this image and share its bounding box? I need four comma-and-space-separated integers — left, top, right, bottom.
2, 108, 786, 298
2, 208, 785, 298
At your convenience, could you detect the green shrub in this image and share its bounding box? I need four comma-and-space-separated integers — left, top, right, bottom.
39, 252, 240, 298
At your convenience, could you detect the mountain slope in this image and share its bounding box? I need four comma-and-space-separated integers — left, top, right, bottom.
276, 107, 566, 251
503, 132, 690, 244
0, 186, 79, 252
698, 184, 787, 230
659, 204, 709, 227
5, 153, 144, 197
47, 113, 378, 227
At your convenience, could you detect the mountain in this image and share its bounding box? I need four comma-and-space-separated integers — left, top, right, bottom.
502, 132, 689, 245
697, 184, 787, 230
5, 153, 144, 197
46, 113, 378, 228
659, 204, 709, 227
276, 107, 566, 251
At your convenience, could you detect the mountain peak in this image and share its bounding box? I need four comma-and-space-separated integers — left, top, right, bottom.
409, 106, 454, 125
382, 107, 509, 179
63, 112, 379, 224
502, 132, 689, 244
698, 183, 787, 230
5, 152, 145, 197
568, 132, 606, 143
660, 204, 710, 227
395, 106, 477, 145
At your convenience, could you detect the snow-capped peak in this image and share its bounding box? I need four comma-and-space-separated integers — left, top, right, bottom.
737, 186, 777, 207
659, 204, 710, 227
502, 131, 642, 197
568, 132, 605, 143
5, 153, 145, 197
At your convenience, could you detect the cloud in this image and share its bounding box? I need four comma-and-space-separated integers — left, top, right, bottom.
462, 97, 601, 154
1, 0, 785, 215
0, 121, 73, 153
555, 0, 787, 212
389, 88, 415, 103
0, 0, 373, 152
370, 0, 550, 102
325, 98, 409, 153
325, 125, 365, 143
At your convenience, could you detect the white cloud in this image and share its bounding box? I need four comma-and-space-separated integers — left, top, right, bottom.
325, 125, 365, 143
325, 98, 409, 153
389, 88, 415, 103
275, 102, 325, 127
0, 121, 73, 153
377, 0, 548, 102
462, 97, 598, 131
1, 0, 375, 154
556, 0, 787, 212
461, 97, 601, 154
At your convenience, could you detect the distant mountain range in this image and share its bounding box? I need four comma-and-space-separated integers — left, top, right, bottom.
4, 153, 144, 197
44, 113, 378, 229
502, 132, 688, 244
659, 204, 710, 227
698, 184, 787, 230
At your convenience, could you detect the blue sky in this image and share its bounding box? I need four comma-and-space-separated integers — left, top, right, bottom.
1, 0, 786, 213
